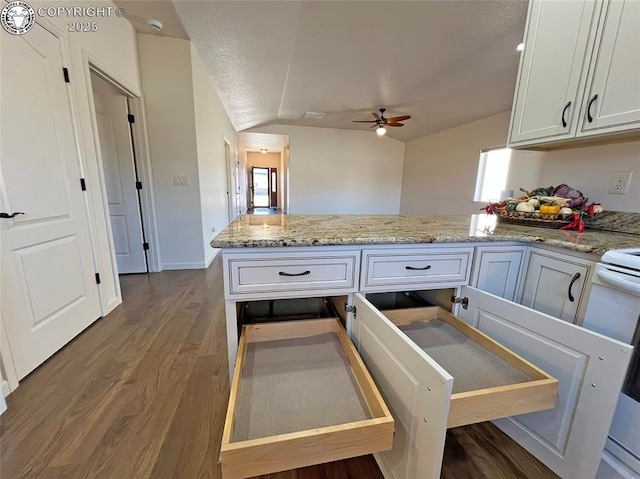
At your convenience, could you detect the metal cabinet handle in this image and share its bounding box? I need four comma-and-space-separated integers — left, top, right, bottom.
405, 265, 431, 271
587, 94, 598, 123
561, 101, 572, 128
568, 272, 581, 302
278, 270, 311, 277
0, 212, 24, 219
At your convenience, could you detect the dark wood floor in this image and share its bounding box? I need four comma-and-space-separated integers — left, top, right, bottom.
0, 257, 559, 479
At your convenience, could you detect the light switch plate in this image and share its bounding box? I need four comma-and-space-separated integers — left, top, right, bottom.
608, 171, 633, 194
174, 175, 190, 186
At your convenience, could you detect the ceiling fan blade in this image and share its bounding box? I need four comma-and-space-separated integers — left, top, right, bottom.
370, 124, 379, 128
387, 115, 411, 122
372, 112, 381, 120
352, 120, 377, 123
386, 123, 404, 127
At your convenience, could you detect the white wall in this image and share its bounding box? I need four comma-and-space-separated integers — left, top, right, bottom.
247, 125, 405, 214
401, 112, 512, 215
509, 140, 640, 213
138, 35, 204, 269
401, 111, 640, 215
190, 44, 238, 266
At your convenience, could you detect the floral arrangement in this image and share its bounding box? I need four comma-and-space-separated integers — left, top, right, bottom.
482, 184, 603, 232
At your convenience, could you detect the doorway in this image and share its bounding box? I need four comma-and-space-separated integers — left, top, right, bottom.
250, 166, 278, 209
91, 73, 148, 274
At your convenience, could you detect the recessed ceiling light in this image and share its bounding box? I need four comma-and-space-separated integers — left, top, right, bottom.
303, 111, 327, 120
376, 126, 387, 136
260, 148, 268, 154
516, 43, 525, 51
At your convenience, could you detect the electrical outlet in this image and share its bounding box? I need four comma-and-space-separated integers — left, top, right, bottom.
608, 171, 633, 194
173, 175, 190, 186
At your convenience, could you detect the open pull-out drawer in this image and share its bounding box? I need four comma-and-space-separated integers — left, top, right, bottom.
220, 318, 394, 479
381, 306, 558, 428
353, 293, 558, 479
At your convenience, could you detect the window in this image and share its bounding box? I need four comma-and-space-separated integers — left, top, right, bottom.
474, 147, 512, 202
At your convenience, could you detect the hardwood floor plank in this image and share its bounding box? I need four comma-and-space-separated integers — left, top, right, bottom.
0, 255, 560, 479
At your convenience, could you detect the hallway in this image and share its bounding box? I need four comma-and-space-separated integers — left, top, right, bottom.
0, 257, 557, 478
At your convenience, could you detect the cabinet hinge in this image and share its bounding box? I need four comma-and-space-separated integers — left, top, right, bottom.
345, 304, 356, 317
135, 181, 143, 190
95, 273, 101, 284
450, 295, 469, 310
80, 178, 87, 191
143, 242, 149, 250
63, 67, 70, 83
127, 114, 135, 124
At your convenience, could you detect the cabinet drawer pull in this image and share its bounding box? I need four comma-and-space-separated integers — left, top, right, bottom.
405, 265, 432, 271
568, 272, 581, 302
561, 101, 571, 128
587, 94, 598, 123
278, 270, 311, 277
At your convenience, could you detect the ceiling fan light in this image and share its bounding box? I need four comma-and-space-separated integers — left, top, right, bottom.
376, 126, 387, 136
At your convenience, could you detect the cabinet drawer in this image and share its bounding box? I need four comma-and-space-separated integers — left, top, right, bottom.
354, 294, 558, 478
381, 306, 558, 428
220, 318, 393, 479
361, 248, 473, 291
227, 252, 359, 296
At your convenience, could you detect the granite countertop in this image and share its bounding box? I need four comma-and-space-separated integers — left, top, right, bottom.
210, 214, 640, 256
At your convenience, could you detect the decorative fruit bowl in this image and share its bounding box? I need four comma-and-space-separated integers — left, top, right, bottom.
483, 184, 603, 232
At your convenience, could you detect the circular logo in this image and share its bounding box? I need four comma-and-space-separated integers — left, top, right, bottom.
2, 1, 35, 35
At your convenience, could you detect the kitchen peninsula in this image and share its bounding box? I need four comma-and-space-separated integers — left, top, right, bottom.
212, 213, 636, 479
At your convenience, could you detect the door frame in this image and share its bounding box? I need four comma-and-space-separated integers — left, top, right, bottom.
73, 49, 161, 316
86, 63, 161, 276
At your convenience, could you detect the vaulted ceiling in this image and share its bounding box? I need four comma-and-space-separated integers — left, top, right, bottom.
126, 1, 529, 142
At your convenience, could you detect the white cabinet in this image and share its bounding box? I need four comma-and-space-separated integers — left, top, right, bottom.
519, 249, 594, 324
578, 0, 640, 135
508, 0, 601, 146
471, 246, 526, 301
508, 0, 640, 148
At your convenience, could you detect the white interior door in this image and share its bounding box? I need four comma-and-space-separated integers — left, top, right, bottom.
458, 286, 633, 479
93, 90, 147, 274
0, 24, 102, 379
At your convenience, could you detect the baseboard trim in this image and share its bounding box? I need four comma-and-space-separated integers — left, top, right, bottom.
161, 262, 208, 270
2, 379, 11, 398
205, 249, 220, 268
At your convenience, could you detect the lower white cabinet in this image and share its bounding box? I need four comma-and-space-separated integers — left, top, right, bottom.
519, 249, 594, 324
221, 244, 627, 479
471, 246, 526, 301
358, 287, 632, 479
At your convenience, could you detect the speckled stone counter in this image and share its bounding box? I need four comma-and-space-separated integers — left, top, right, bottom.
210, 214, 640, 256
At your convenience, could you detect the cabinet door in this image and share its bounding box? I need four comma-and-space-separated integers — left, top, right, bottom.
579, 0, 640, 135
354, 294, 452, 479
458, 286, 632, 479
508, 0, 602, 146
519, 251, 592, 323
472, 247, 525, 302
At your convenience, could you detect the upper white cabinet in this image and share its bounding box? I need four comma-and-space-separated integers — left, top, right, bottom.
508, 0, 601, 146
508, 0, 640, 148
578, 0, 640, 135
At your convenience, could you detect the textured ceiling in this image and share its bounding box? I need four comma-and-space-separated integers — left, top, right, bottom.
173, 0, 528, 141
239, 133, 289, 153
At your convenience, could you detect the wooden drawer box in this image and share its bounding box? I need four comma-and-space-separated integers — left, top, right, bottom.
361, 248, 473, 292
380, 306, 558, 428
220, 318, 394, 479
226, 251, 359, 297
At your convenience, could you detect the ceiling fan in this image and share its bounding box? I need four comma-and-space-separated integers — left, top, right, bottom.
352, 108, 411, 135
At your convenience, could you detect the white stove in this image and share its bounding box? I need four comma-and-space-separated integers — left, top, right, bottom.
583, 248, 640, 479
